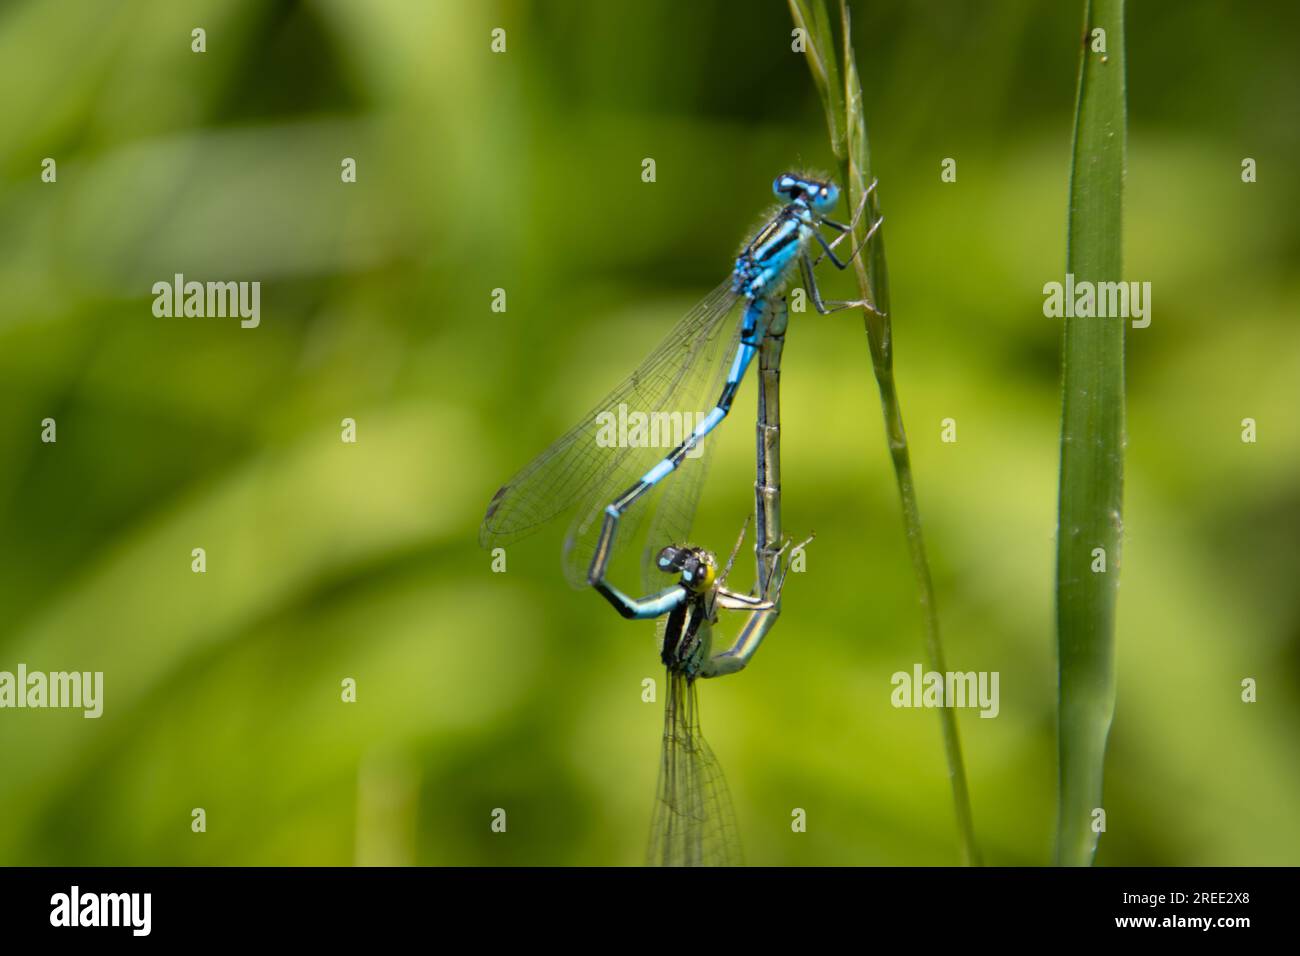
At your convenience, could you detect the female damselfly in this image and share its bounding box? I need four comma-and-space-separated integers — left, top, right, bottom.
646, 522, 813, 865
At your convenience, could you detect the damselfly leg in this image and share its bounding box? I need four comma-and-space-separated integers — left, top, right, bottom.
704, 531, 814, 678
806, 178, 886, 317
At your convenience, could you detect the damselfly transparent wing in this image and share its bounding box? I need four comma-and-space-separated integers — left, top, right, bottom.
647, 671, 742, 866
564, 313, 741, 591
636, 319, 745, 592
479, 279, 741, 588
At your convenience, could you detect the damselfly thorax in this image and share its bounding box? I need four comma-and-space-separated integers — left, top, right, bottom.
657, 544, 719, 679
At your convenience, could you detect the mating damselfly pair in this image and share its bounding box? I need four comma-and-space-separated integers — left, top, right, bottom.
480, 172, 882, 864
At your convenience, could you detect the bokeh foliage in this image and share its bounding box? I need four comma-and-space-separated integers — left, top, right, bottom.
0, 0, 1297, 865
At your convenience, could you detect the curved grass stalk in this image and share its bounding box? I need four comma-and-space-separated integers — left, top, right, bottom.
788, 0, 980, 866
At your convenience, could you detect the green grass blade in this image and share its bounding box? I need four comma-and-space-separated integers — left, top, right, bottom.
788, 0, 845, 160
789, 0, 980, 865
1055, 0, 1128, 867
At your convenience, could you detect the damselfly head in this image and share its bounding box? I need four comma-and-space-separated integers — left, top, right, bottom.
656, 545, 716, 593
772, 172, 839, 213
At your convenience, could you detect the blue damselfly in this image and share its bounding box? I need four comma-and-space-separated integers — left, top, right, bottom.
481, 173, 880, 629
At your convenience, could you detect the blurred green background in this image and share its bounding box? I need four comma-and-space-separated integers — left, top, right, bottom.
1, 0, 1297, 866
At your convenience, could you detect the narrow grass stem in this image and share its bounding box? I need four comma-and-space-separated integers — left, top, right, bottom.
789, 0, 980, 865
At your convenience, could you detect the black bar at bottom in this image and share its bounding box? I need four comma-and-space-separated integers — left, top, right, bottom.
0, 866, 1280, 942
